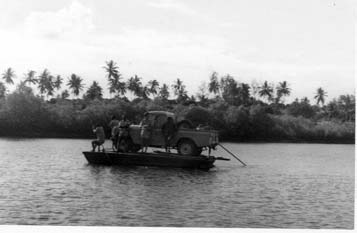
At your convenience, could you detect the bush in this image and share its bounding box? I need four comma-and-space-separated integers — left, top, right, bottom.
271, 114, 355, 143
248, 104, 274, 140
223, 106, 249, 139
185, 106, 211, 127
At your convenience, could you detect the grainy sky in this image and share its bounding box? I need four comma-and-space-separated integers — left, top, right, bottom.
0, 0, 354, 102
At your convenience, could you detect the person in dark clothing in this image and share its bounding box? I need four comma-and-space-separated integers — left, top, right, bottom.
162, 117, 176, 153
109, 115, 120, 149
117, 115, 130, 151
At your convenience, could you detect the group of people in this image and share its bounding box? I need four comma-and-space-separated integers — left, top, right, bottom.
109, 115, 131, 150
91, 112, 177, 153
91, 115, 130, 152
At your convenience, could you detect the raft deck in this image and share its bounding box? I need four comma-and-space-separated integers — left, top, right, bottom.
83, 150, 229, 170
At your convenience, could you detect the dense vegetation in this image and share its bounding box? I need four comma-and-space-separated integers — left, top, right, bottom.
0, 61, 354, 143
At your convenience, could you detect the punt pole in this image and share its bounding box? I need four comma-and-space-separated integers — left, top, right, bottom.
218, 143, 247, 167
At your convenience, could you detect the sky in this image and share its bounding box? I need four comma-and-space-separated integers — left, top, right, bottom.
0, 0, 355, 102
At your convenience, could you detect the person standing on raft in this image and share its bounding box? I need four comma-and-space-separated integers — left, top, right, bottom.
116, 115, 130, 151
108, 115, 119, 129
118, 115, 130, 142
139, 112, 151, 153
92, 124, 106, 152
108, 115, 120, 148
162, 117, 176, 153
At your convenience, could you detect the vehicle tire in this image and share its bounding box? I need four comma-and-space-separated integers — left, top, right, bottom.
178, 139, 198, 156
176, 120, 193, 129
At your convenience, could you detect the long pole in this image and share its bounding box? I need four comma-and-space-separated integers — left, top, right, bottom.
218, 143, 247, 166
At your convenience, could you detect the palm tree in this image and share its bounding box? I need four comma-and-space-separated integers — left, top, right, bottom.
103, 60, 126, 97
172, 78, 183, 96
107, 72, 126, 97
2, 68, 15, 85
67, 74, 84, 98
314, 87, 327, 106
103, 60, 119, 80
258, 81, 274, 102
107, 74, 126, 97
107, 75, 126, 97
45, 75, 55, 98
276, 81, 291, 103
54, 75, 63, 90
159, 84, 170, 100
338, 94, 355, 121
0, 82, 6, 98
172, 78, 188, 103
208, 71, 220, 96
23, 70, 37, 95
38, 69, 50, 97
147, 79, 159, 98
116, 81, 127, 97
24, 70, 37, 85
127, 75, 143, 98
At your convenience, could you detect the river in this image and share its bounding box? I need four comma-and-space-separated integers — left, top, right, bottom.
0, 139, 354, 228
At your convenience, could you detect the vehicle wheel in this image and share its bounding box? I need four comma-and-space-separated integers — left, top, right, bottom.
178, 139, 198, 156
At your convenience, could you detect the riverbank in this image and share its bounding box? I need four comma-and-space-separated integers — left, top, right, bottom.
0, 88, 354, 145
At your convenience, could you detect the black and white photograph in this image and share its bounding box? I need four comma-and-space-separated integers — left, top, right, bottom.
0, 0, 355, 232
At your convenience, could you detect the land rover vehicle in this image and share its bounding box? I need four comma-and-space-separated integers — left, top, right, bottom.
117, 111, 219, 156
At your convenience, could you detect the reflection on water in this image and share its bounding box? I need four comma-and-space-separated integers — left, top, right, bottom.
0, 139, 354, 228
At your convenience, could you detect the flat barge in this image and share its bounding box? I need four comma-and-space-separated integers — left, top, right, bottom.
83, 150, 229, 170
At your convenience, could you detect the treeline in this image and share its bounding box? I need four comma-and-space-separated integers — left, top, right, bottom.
0, 61, 354, 143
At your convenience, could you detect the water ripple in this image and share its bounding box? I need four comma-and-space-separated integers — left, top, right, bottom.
0, 139, 354, 228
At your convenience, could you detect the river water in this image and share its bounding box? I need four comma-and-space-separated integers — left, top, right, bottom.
0, 139, 354, 228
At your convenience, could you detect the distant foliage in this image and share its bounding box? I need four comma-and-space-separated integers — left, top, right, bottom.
185, 106, 211, 127
287, 98, 316, 118
271, 115, 354, 143
0, 66, 353, 143
0, 82, 6, 99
